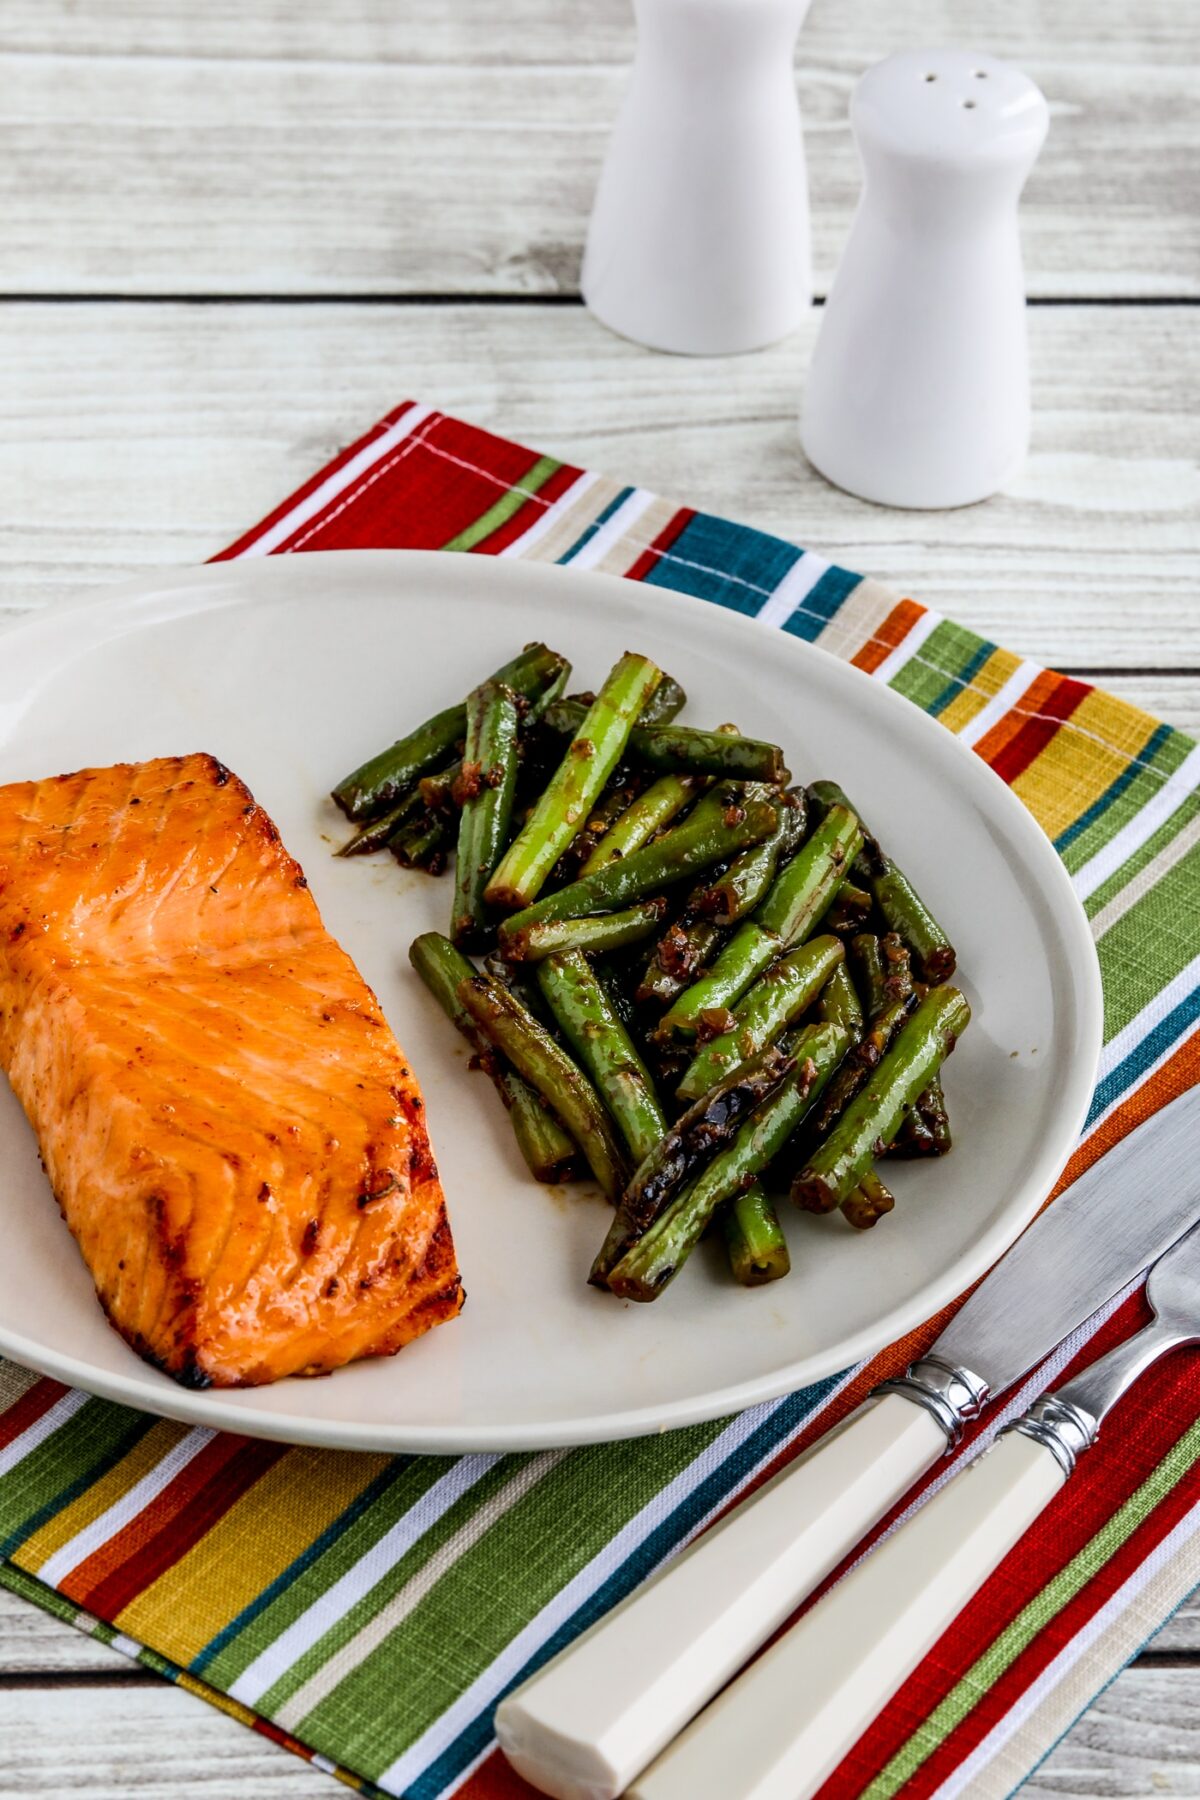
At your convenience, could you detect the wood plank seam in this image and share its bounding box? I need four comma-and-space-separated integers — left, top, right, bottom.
0, 295, 1197, 307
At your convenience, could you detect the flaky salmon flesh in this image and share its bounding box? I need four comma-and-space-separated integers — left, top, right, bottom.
0, 753, 462, 1388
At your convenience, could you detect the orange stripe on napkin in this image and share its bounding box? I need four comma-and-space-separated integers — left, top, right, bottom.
852, 599, 925, 674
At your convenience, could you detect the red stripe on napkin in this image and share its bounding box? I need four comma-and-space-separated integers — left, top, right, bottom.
214, 402, 422, 562
624, 507, 696, 581
0, 1379, 71, 1453
990, 673, 1093, 786
65, 1437, 286, 1617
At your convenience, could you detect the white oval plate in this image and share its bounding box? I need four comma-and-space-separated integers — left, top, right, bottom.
0, 551, 1101, 1451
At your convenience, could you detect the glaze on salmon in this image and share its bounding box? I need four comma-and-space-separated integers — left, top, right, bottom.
0, 754, 462, 1387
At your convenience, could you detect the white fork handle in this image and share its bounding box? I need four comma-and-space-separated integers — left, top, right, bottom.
630, 1429, 1065, 1800
495, 1392, 946, 1800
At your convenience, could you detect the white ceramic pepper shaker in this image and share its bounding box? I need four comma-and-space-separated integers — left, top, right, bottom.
582, 0, 814, 356
801, 48, 1049, 508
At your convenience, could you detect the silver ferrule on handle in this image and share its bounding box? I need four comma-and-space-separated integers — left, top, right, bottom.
874, 1356, 990, 1449
1005, 1302, 1191, 1478
1004, 1394, 1098, 1477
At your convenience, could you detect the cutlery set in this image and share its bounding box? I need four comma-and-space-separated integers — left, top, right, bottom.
498, 1085, 1200, 1798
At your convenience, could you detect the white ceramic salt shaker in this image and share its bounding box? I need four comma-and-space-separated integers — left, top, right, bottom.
582, 0, 814, 356
801, 48, 1049, 508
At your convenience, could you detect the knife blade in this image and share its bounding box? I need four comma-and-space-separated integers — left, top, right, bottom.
930, 1082, 1200, 1395
497, 1086, 1200, 1800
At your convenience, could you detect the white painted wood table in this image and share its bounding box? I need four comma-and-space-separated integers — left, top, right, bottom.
2, 1, 1198, 1792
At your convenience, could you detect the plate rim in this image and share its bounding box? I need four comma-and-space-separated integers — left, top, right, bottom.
0, 550, 1105, 1450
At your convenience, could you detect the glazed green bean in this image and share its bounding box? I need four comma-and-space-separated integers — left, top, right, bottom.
451, 679, 520, 947
535, 951, 666, 1164
607, 1023, 850, 1301
655, 804, 862, 1042
508, 899, 669, 964
675, 935, 845, 1103
390, 813, 452, 873
791, 987, 970, 1214
591, 1042, 797, 1283
723, 1183, 791, 1285
543, 700, 788, 784
486, 653, 664, 911
335, 642, 567, 820
818, 962, 864, 1042
408, 933, 579, 1183
849, 933, 887, 1018
580, 773, 704, 875
457, 972, 631, 1201
336, 782, 427, 857
695, 791, 808, 925
637, 915, 727, 1008
498, 786, 779, 957
841, 1168, 896, 1230
807, 778, 956, 982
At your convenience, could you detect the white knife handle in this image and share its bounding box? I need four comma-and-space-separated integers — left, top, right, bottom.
629, 1429, 1066, 1800
495, 1392, 947, 1800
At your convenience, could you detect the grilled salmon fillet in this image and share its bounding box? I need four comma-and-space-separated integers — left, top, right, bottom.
0, 753, 462, 1388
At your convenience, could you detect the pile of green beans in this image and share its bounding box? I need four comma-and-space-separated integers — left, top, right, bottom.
333, 646, 969, 1302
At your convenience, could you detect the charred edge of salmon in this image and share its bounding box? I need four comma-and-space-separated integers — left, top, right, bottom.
119, 1199, 462, 1388
404, 1276, 464, 1332
339, 1213, 466, 1374
312, 1270, 465, 1379
33, 753, 311, 894
407, 1207, 466, 1327
396, 1086, 440, 1195
35, 752, 235, 800
379, 1273, 466, 1349
116, 1321, 215, 1390
413, 1207, 458, 1290
189, 754, 310, 886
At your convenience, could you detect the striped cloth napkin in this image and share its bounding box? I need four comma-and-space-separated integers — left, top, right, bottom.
2, 400, 1198, 1800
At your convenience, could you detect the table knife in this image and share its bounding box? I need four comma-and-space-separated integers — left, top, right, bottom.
631, 1211, 1200, 1800
496, 1084, 1200, 1800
